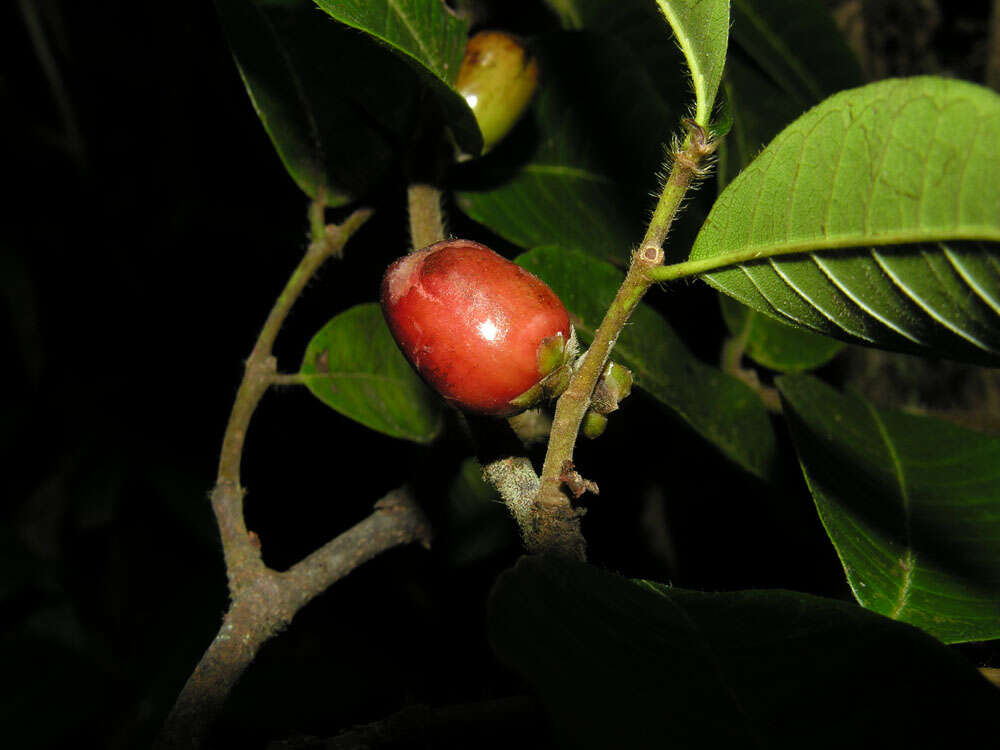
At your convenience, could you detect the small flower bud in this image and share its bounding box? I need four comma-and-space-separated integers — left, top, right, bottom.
582, 409, 608, 440
591, 360, 633, 415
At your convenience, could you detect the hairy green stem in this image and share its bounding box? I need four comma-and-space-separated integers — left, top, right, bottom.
531, 122, 716, 558
532, 248, 660, 558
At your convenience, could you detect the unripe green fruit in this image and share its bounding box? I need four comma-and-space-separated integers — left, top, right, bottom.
456, 30, 539, 154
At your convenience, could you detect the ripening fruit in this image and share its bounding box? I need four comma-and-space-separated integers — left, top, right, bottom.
381, 240, 572, 416
456, 30, 539, 153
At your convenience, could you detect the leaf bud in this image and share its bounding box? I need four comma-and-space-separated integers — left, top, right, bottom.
591, 360, 633, 415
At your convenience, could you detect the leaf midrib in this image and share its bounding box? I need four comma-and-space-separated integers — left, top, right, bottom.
386, 0, 437, 75
322, 0, 452, 83
299, 371, 418, 386
522, 164, 619, 185
662, 226, 1000, 281
639, 582, 769, 746
863, 401, 916, 620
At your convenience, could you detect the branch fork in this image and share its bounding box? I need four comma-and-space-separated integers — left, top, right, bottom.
155, 204, 434, 750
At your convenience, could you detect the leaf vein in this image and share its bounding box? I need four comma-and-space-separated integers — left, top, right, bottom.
872, 249, 1000, 354
942, 244, 1000, 316
811, 253, 926, 345
863, 401, 916, 621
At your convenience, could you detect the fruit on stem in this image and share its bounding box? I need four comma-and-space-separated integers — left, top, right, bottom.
456, 30, 539, 154
381, 240, 572, 416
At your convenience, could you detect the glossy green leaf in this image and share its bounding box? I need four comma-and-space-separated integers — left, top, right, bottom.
731, 0, 862, 111
489, 556, 999, 749
718, 50, 803, 189
653, 0, 730, 127
216, 0, 422, 202
300, 303, 444, 443
721, 0, 863, 186
543, 0, 706, 125
688, 76, 1000, 367
713, 1, 861, 370
517, 246, 775, 479
312, 0, 482, 155
778, 374, 1000, 643
720, 295, 843, 372
456, 31, 684, 262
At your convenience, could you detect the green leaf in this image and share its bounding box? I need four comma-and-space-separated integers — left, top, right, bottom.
456, 31, 684, 262
688, 76, 1000, 367
300, 303, 444, 443
517, 246, 775, 479
654, 0, 731, 127
719, 295, 844, 372
312, 0, 482, 155
489, 556, 999, 749
715, 2, 863, 368
778, 374, 1000, 644
544, 0, 729, 132
731, 0, 862, 110
543, 0, 706, 124
216, 0, 422, 202
721, 0, 863, 186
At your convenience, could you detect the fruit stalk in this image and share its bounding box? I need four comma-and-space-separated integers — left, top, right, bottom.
407, 183, 445, 250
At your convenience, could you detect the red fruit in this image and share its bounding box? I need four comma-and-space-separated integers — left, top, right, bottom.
381, 240, 572, 416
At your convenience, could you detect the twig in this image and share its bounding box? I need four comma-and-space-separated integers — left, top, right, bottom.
531, 121, 717, 559
482, 456, 542, 543
213, 204, 372, 593
155, 489, 430, 750
154, 202, 436, 750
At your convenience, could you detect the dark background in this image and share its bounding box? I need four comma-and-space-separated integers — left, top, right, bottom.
1, 1, 995, 747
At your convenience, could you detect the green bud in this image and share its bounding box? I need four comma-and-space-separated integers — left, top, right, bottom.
456, 31, 539, 154
582, 409, 608, 440
591, 360, 633, 415
507, 325, 578, 412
